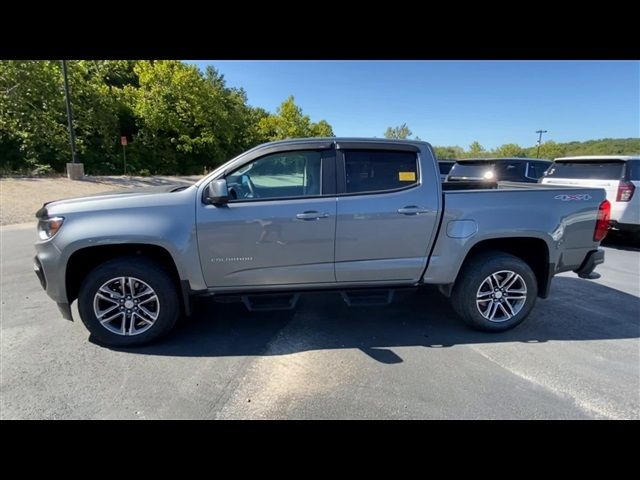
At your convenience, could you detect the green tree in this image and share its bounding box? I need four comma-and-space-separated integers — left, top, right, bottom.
257, 96, 334, 141
434, 146, 464, 159
0, 60, 69, 172
126, 61, 242, 173
4, 60, 638, 176
530, 140, 566, 160
495, 143, 525, 157
0, 60, 130, 174
468, 141, 486, 158
384, 123, 412, 139
310, 119, 334, 137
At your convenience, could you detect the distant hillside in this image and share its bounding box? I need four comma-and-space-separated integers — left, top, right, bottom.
523, 138, 640, 158
435, 138, 640, 160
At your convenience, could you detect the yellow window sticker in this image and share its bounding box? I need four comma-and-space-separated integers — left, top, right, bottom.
399, 171, 416, 182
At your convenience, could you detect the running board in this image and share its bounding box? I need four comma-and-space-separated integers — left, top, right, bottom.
241, 293, 300, 311
340, 289, 395, 307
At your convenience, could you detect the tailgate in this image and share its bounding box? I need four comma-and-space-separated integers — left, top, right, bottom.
541, 159, 625, 203
542, 177, 619, 203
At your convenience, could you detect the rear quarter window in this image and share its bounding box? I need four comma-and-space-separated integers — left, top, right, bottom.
545, 161, 625, 180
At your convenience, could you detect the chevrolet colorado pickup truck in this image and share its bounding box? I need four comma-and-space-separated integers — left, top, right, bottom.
34, 138, 610, 346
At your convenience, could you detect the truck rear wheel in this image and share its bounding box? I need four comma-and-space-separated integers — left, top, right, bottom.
451, 252, 537, 332
77, 257, 180, 346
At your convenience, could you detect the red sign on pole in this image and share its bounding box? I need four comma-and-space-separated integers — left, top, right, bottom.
120, 136, 128, 146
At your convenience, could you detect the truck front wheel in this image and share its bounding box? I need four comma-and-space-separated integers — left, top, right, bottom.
451, 252, 538, 332
77, 257, 180, 346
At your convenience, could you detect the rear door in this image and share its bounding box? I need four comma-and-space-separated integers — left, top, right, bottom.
541, 159, 624, 203
334, 145, 440, 282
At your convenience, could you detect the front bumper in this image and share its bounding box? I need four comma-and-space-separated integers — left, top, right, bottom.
34, 243, 73, 321
33, 256, 46, 290
573, 248, 605, 279
34, 257, 73, 321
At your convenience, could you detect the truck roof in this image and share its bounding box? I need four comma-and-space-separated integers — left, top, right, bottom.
253, 137, 430, 148
553, 155, 640, 161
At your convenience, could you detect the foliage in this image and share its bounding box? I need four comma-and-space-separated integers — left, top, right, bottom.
387, 125, 639, 160
31, 163, 55, 176
467, 141, 486, 158
384, 123, 412, 139
3, 62, 639, 176
495, 143, 526, 157
433, 145, 464, 159
257, 96, 334, 141
1, 60, 69, 172
1, 61, 333, 175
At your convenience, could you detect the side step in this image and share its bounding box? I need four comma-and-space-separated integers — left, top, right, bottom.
340, 289, 395, 307
241, 293, 300, 312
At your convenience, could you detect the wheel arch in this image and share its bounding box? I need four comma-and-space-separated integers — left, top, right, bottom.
455, 237, 551, 298
65, 243, 190, 315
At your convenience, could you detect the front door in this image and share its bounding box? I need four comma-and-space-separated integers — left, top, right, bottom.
334, 148, 440, 282
197, 149, 337, 288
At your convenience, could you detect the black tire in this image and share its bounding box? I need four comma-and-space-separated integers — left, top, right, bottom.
450, 252, 538, 332
78, 256, 180, 347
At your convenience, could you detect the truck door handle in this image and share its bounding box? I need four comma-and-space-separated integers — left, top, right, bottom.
296, 211, 329, 220
397, 206, 430, 215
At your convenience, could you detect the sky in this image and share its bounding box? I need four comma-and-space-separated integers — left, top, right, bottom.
187, 60, 639, 149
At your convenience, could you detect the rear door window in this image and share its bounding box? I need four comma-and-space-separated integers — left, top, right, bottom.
343, 150, 418, 194
545, 161, 625, 180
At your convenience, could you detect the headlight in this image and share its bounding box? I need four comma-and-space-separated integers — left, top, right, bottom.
483, 170, 495, 180
38, 216, 64, 240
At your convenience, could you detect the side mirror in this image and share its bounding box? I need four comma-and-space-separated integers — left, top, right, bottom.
205, 179, 229, 205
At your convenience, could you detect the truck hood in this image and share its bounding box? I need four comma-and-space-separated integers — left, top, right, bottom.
36, 184, 191, 218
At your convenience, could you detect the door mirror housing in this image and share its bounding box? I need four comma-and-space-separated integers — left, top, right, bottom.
205, 179, 229, 205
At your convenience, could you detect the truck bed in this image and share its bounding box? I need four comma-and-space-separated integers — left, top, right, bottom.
441, 180, 597, 191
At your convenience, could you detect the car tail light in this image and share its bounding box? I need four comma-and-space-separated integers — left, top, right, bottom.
593, 200, 611, 242
616, 181, 635, 202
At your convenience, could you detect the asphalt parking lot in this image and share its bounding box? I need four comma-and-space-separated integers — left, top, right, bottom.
1, 224, 638, 419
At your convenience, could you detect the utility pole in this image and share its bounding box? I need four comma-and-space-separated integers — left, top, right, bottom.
61, 60, 78, 164
535, 129, 548, 158
62, 60, 84, 179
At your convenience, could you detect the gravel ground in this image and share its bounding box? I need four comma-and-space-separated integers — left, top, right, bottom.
0, 176, 200, 226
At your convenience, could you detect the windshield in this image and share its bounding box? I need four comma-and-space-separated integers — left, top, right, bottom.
545, 160, 625, 180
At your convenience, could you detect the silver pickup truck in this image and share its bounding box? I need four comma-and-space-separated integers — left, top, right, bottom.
34, 138, 610, 346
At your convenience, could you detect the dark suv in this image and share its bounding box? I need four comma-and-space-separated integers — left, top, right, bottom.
446, 158, 551, 183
